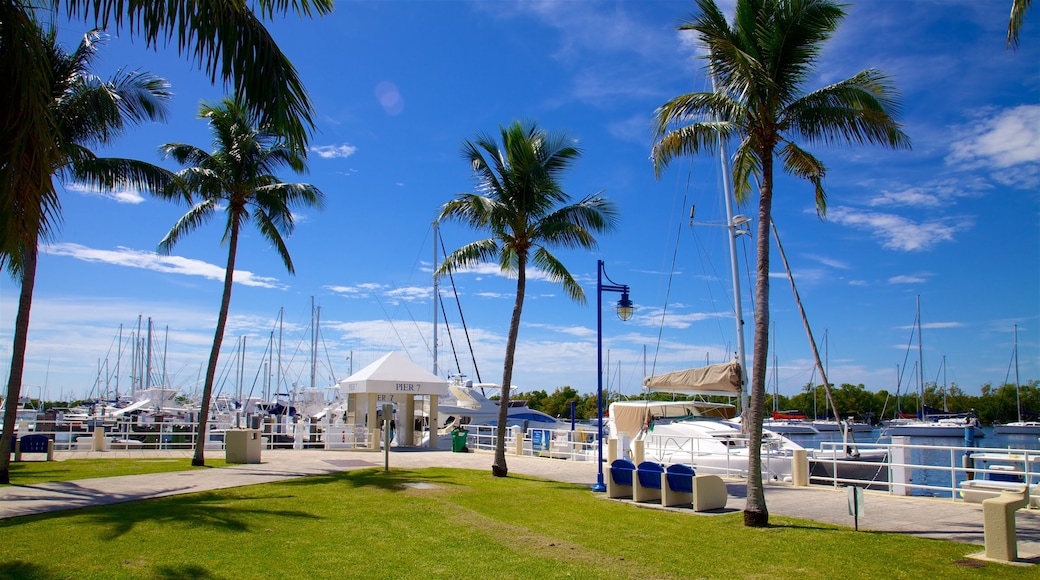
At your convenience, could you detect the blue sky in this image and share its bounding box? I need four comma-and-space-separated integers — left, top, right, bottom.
2, 1, 1037, 404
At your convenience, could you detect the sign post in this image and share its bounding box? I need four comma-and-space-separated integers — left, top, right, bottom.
847, 486, 864, 531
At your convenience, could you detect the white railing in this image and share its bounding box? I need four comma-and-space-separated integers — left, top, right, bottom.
456, 425, 598, 461
640, 431, 795, 480
810, 440, 1040, 502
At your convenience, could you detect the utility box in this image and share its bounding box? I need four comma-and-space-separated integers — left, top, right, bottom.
225, 429, 262, 464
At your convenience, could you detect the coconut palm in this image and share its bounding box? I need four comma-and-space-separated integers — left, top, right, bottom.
1009, 0, 1032, 48
1, 0, 333, 267
437, 121, 617, 477
157, 97, 325, 467
651, 0, 909, 526
0, 26, 173, 484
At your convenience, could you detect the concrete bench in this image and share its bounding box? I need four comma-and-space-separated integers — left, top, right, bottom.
662, 463, 695, 507
983, 486, 1030, 562
607, 458, 635, 499
634, 461, 664, 503
661, 464, 727, 511
14, 434, 53, 461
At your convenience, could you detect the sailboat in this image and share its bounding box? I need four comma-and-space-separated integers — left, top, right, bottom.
994, 325, 1040, 435
883, 296, 984, 438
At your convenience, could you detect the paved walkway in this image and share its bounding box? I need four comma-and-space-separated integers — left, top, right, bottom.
2, 448, 1039, 560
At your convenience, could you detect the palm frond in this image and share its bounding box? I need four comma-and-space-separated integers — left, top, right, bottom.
157, 199, 217, 254
730, 135, 762, 204
436, 239, 500, 276
783, 69, 910, 149
252, 205, 295, 274
62, 0, 333, 147
67, 157, 178, 196
530, 248, 585, 304
777, 141, 827, 216
1009, 0, 1032, 49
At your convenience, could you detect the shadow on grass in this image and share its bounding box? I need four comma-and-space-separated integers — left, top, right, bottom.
275, 467, 466, 493
151, 564, 220, 579
0, 560, 50, 580
0, 490, 322, 541
0, 560, 222, 580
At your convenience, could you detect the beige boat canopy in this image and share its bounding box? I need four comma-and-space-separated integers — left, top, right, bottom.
642, 361, 742, 397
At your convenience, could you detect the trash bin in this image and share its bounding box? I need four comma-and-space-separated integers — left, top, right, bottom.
225, 429, 262, 464
451, 429, 469, 453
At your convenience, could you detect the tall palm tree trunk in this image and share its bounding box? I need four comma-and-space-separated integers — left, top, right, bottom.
0, 244, 37, 484
493, 253, 527, 477
192, 219, 241, 466
745, 149, 774, 527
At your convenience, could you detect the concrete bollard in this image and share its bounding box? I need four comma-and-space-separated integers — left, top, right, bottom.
633, 438, 645, 465
607, 437, 618, 463
792, 449, 809, 486
983, 487, 1030, 562
91, 427, 106, 451
890, 436, 912, 496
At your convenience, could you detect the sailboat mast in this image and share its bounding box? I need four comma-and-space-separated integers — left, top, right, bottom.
916, 295, 924, 419
310, 296, 317, 391
713, 77, 749, 416
1015, 324, 1021, 423
146, 317, 153, 391
117, 324, 122, 399
433, 221, 440, 376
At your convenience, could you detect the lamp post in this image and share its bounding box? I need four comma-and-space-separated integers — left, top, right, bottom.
593, 259, 634, 492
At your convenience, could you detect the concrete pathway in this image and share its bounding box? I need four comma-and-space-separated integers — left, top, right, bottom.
2, 448, 1038, 560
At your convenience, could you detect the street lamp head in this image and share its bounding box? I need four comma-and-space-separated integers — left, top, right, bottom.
615, 289, 634, 321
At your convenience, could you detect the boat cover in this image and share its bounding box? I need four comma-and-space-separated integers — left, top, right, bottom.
643, 361, 742, 396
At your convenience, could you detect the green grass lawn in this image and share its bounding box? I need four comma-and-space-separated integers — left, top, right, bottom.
0, 466, 1023, 579
3, 458, 227, 486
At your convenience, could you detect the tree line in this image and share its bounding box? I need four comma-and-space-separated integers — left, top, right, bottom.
512, 380, 1039, 427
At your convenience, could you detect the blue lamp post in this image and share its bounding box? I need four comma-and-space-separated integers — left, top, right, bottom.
592, 259, 634, 492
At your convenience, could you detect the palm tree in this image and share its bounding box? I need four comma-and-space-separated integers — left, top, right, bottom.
0, 27, 173, 484
2, 0, 333, 267
157, 97, 325, 467
437, 121, 617, 477
651, 0, 909, 527
1009, 0, 1032, 48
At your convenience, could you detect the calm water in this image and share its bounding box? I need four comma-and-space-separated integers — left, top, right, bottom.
786, 426, 1040, 451
786, 427, 1040, 498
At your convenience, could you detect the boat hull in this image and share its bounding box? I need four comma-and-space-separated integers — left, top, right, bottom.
886, 424, 984, 438
993, 422, 1040, 435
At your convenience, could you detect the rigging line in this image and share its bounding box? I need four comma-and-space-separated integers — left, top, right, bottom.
896, 312, 917, 394
439, 233, 481, 382
387, 280, 432, 357
649, 158, 694, 387
437, 291, 463, 376
689, 212, 730, 352
319, 322, 339, 385
770, 219, 856, 448
371, 290, 412, 360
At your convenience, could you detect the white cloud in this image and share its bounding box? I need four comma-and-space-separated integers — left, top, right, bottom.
946, 104, 1040, 189
526, 322, 595, 338
443, 261, 552, 282
828, 206, 970, 252
804, 254, 851, 270
43, 243, 283, 288
65, 182, 145, 204
386, 285, 431, 302
326, 283, 387, 298
633, 307, 727, 330
308, 144, 358, 159
888, 274, 927, 284
868, 187, 943, 208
